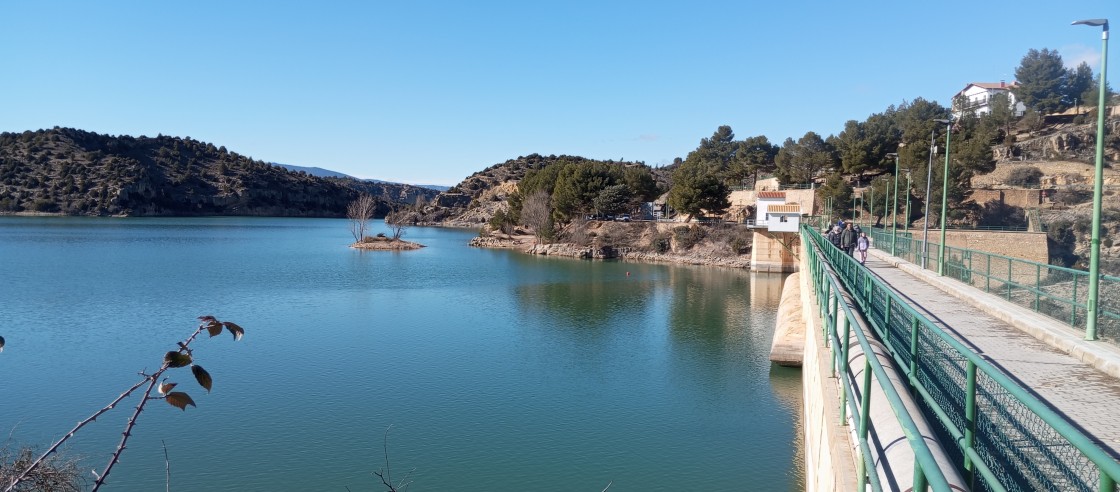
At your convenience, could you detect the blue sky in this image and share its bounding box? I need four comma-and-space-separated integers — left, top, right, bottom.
1, 1, 1115, 186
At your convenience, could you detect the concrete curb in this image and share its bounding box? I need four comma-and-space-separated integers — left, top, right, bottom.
868, 248, 1120, 380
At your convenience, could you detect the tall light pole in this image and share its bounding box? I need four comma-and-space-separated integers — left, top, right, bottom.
904, 171, 912, 233
883, 178, 890, 232
887, 152, 900, 255
934, 118, 953, 276
869, 185, 875, 229
1073, 18, 1109, 340
922, 128, 936, 269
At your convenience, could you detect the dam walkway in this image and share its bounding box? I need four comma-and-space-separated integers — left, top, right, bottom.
802, 224, 1120, 491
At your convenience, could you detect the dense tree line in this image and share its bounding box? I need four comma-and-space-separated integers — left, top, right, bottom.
504, 159, 661, 229
1011, 48, 1108, 115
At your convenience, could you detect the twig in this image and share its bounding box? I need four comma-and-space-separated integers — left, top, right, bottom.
4, 378, 150, 492
371, 425, 413, 492
6, 322, 208, 492
162, 439, 170, 492
92, 324, 207, 491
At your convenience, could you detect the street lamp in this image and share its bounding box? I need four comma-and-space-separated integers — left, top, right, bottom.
887, 152, 900, 255
1073, 18, 1108, 340
933, 118, 953, 276
869, 185, 875, 229
883, 178, 890, 232
922, 128, 936, 269
904, 170, 912, 234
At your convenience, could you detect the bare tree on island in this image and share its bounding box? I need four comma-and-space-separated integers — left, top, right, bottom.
385, 209, 419, 241
521, 190, 553, 244
348, 194, 377, 242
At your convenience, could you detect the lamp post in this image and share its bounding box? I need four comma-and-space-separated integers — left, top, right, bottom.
933, 118, 953, 276
887, 152, 900, 255
922, 128, 936, 269
858, 194, 863, 225
904, 171, 912, 233
870, 186, 875, 229
883, 178, 890, 231
1073, 18, 1108, 340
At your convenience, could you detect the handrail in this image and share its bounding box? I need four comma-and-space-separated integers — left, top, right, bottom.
803, 225, 955, 490
866, 227, 1120, 344
804, 224, 1120, 491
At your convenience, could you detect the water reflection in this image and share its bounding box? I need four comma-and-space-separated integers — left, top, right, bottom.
1, 218, 803, 491
666, 267, 752, 346
514, 277, 657, 330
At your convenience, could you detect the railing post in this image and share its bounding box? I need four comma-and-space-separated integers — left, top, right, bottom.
1100, 473, 1116, 492
986, 254, 991, 293
858, 357, 873, 492
839, 313, 851, 421
964, 361, 978, 480
1007, 260, 1013, 300
968, 249, 973, 285
1035, 264, 1042, 311
827, 289, 837, 348
910, 317, 920, 394
913, 462, 929, 492
1073, 275, 1080, 327
885, 295, 893, 340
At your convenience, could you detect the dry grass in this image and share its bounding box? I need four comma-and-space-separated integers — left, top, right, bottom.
0, 445, 83, 492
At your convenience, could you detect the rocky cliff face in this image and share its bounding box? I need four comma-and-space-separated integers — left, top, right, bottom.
0, 128, 439, 217
1003, 119, 1120, 163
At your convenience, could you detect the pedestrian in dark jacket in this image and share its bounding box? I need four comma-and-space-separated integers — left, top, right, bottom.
841, 223, 856, 256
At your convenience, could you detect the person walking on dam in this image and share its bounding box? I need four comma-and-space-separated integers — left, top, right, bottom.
840, 222, 856, 256
857, 231, 870, 264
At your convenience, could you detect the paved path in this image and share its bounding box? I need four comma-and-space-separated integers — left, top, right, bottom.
861, 248, 1120, 459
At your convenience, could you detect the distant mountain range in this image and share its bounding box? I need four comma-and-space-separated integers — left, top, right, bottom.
0, 128, 440, 217
272, 163, 451, 192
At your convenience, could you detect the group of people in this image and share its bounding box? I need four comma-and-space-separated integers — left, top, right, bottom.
826, 219, 871, 264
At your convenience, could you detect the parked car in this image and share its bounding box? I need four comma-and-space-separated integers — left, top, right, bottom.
616, 214, 631, 222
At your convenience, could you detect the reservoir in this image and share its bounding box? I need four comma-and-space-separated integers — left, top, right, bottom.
0, 217, 802, 491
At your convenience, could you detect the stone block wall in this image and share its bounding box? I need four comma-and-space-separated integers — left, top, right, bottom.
970, 188, 1043, 209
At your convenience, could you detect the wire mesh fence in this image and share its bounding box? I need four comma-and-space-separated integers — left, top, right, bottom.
804, 225, 1120, 492
866, 228, 1120, 346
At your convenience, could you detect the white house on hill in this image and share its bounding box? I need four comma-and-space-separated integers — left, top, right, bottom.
952, 81, 1027, 118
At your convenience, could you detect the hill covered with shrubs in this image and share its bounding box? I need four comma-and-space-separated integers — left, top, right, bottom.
0, 127, 438, 217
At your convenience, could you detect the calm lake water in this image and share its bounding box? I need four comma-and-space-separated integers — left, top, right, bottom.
0, 217, 802, 491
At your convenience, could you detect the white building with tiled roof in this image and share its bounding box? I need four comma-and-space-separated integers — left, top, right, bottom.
952, 81, 1027, 118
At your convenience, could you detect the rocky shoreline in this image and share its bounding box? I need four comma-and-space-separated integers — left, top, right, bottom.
468, 235, 752, 268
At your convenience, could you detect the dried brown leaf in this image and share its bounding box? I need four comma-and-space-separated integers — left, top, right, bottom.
223, 322, 245, 341
191, 365, 213, 392
158, 382, 178, 395
164, 351, 192, 368
165, 392, 196, 411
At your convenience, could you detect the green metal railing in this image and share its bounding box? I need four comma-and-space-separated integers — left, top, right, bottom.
804, 225, 955, 491
866, 228, 1120, 345
805, 224, 1120, 492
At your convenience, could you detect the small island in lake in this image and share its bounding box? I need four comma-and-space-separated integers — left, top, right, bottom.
351, 234, 425, 251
